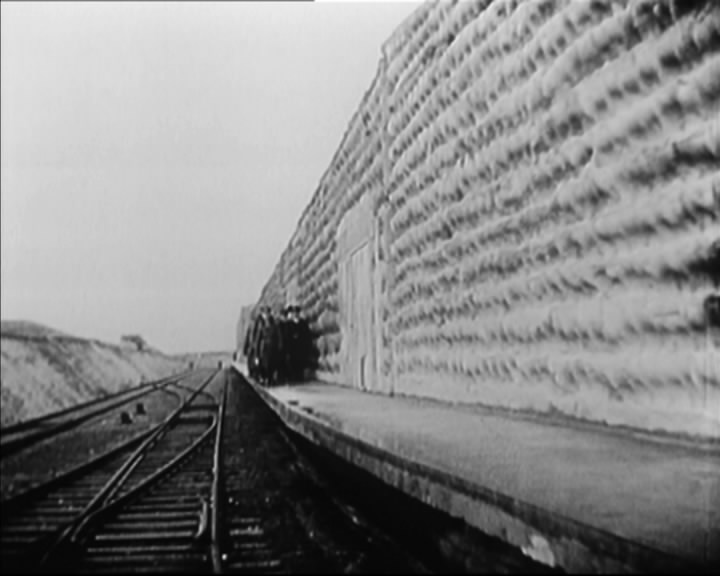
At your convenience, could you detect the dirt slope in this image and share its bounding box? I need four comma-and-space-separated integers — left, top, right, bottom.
0, 321, 186, 427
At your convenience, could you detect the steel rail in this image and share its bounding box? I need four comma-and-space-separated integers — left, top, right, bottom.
1, 427, 155, 512
37, 369, 221, 568
170, 380, 218, 407
210, 373, 228, 574
1, 430, 161, 572
71, 416, 218, 543
0, 371, 192, 458
0, 374, 209, 572
99, 369, 219, 504
1, 369, 191, 436
153, 383, 185, 404
48, 417, 219, 571
82, 369, 218, 513
1, 382, 154, 437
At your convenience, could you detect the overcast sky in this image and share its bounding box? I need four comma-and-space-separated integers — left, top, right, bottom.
1, 0, 419, 353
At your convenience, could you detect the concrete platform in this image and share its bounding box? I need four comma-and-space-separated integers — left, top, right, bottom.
232, 364, 718, 573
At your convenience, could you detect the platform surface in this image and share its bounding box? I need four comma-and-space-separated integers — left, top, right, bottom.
233, 364, 718, 569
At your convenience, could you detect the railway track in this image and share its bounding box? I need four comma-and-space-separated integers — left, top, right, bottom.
69, 426, 219, 573
1, 432, 154, 570
216, 372, 426, 574
2, 369, 428, 573
0, 374, 208, 499
0, 368, 221, 573
2, 362, 568, 574
0, 370, 192, 458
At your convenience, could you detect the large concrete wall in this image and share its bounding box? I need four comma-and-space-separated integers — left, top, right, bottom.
250, 0, 720, 439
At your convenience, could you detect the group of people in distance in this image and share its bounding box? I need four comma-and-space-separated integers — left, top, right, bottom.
243, 304, 315, 386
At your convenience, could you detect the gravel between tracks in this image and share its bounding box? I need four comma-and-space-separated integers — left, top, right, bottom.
0, 370, 213, 499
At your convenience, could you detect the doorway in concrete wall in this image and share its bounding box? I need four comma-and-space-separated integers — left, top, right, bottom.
337, 195, 378, 392
341, 240, 374, 391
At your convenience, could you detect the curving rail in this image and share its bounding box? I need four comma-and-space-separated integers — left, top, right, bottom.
1, 370, 192, 436
0, 370, 193, 458
0, 368, 221, 573
3, 369, 439, 573
65, 414, 220, 572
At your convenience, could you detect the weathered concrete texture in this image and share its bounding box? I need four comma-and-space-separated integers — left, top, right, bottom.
234, 364, 718, 572
382, 0, 720, 437
248, 0, 720, 439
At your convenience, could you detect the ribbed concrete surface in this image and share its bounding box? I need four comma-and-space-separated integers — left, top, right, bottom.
249, 0, 719, 438
383, 0, 720, 437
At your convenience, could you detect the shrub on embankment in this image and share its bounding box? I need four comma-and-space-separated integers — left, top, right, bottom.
249, 0, 720, 439
0, 321, 186, 427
